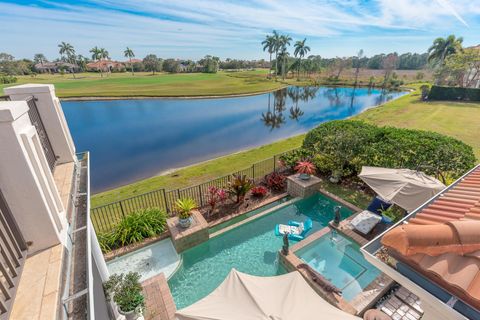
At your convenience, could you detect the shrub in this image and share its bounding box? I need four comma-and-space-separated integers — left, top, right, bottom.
99, 207, 167, 252
420, 85, 430, 101
0, 73, 17, 84
228, 174, 254, 203
104, 272, 144, 314
428, 85, 480, 101
303, 120, 475, 181
251, 186, 268, 197
279, 149, 313, 169
294, 161, 316, 175
265, 172, 286, 191
175, 198, 197, 219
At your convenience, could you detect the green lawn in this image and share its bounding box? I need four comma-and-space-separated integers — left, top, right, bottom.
91, 135, 305, 207
1, 70, 286, 98
355, 90, 480, 159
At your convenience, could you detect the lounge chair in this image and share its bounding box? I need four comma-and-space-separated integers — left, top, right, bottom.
275, 218, 313, 241
350, 196, 392, 235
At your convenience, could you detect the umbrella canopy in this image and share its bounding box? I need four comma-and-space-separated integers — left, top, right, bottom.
175, 269, 360, 320
358, 166, 446, 212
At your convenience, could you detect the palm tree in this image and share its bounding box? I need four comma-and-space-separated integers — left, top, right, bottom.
279, 34, 292, 80
293, 38, 310, 80
272, 31, 281, 79
90, 46, 103, 77
278, 46, 290, 80
100, 48, 110, 75
58, 42, 77, 78
262, 35, 275, 78
33, 53, 47, 66
428, 35, 463, 66
124, 47, 135, 75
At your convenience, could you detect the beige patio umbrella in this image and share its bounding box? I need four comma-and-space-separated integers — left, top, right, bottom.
358, 166, 446, 212
175, 269, 361, 320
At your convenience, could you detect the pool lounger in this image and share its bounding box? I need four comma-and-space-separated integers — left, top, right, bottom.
275, 218, 313, 241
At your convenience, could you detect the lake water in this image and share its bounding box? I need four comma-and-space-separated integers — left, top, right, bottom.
62, 86, 405, 193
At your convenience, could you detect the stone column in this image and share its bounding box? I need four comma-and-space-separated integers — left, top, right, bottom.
4, 84, 76, 164
0, 101, 67, 254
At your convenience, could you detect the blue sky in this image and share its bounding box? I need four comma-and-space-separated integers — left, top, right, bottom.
1, 0, 480, 61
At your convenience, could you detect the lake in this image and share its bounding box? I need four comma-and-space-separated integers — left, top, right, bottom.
62, 86, 406, 193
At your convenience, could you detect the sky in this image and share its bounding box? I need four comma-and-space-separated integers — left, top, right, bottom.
1, 0, 480, 61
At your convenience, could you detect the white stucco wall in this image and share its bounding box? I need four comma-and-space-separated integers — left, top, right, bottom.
0, 101, 68, 253
4, 84, 76, 164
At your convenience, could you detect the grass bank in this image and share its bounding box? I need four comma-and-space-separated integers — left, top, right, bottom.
1, 70, 286, 98
355, 89, 480, 159
91, 135, 304, 207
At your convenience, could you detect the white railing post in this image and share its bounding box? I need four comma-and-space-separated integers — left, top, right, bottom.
4, 84, 76, 164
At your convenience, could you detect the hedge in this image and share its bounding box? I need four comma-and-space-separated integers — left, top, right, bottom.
299, 120, 476, 181
428, 85, 480, 101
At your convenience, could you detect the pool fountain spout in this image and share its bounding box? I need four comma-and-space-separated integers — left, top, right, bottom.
282, 233, 289, 255
332, 205, 342, 226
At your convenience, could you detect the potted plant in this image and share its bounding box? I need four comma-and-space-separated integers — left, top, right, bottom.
294, 161, 316, 180
104, 272, 145, 320
176, 197, 197, 228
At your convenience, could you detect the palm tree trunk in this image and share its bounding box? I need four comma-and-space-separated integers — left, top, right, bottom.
269, 53, 272, 78
275, 52, 278, 80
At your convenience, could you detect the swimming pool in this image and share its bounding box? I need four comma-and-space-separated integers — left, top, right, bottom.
296, 232, 381, 301
168, 193, 353, 308
107, 238, 181, 282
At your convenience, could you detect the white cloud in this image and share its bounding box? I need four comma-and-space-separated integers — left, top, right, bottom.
1, 0, 479, 60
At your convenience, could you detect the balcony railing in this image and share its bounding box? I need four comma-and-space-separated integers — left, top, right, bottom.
0, 190, 27, 320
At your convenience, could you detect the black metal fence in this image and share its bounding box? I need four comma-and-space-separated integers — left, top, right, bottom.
26, 96, 57, 172
91, 148, 298, 233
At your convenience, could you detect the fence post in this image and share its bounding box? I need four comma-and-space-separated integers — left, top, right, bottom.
119, 201, 126, 218
273, 155, 277, 172
252, 164, 256, 180
163, 189, 169, 213
198, 185, 203, 206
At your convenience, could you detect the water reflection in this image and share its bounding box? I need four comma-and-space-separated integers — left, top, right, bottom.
62, 86, 406, 192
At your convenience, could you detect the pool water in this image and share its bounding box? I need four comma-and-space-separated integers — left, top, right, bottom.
208, 196, 292, 234
168, 193, 353, 309
107, 238, 180, 281
296, 232, 381, 301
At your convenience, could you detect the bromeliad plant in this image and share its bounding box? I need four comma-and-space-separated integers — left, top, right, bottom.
104, 272, 145, 318
228, 174, 254, 203
295, 161, 316, 176
175, 197, 197, 219
251, 186, 268, 197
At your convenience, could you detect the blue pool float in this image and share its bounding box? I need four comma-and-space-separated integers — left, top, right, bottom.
275, 218, 313, 241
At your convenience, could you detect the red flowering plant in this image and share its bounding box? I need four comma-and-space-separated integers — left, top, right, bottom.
294, 161, 316, 175
251, 186, 268, 197
264, 172, 287, 192
206, 186, 227, 215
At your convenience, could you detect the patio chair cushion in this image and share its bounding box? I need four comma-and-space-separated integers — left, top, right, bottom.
350, 210, 382, 235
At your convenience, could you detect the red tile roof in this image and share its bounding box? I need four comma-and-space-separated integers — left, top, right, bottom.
408, 167, 480, 225
381, 165, 480, 311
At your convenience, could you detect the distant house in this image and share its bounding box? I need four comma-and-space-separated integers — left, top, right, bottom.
34, 61, 79, 73
86, 60, 125, 72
